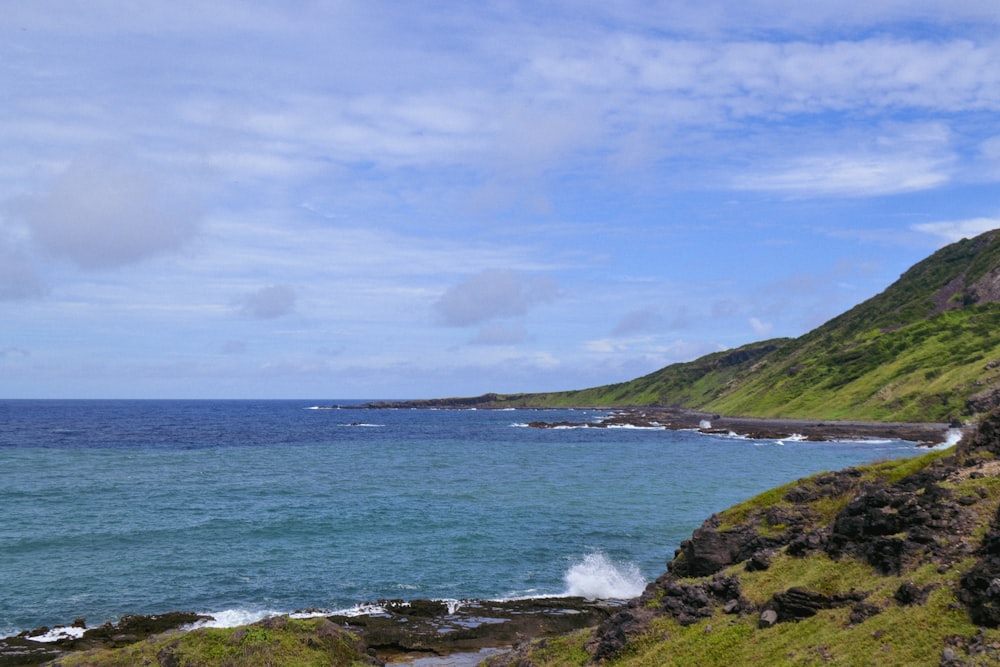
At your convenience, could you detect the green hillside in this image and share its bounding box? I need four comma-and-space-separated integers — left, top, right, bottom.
495, 230, 1000, 422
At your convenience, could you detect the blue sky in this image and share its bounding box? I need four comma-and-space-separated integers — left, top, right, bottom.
2, 1, 999, 399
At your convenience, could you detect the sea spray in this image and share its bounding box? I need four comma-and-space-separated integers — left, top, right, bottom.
563, 553, 646, 600
929, 427, 965, 450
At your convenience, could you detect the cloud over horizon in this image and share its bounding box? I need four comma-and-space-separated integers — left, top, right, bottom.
1, 1, 999, 398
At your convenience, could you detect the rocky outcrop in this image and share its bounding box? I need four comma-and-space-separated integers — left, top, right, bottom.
0, 612, 208, 667
958, 505, 1000, 627
326, 597, 614, 661
573, 408, 1000, 664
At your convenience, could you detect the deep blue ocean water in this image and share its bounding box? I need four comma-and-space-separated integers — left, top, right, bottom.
0, 400, 936, 637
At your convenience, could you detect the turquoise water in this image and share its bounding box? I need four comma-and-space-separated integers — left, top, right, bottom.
0, 400, 928, 637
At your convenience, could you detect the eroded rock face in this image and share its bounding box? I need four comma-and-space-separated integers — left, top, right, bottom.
959, 506, 1000, 627
668, 516, 759, 577
326, 597, 615, 660
585, 605, 657, 664
762, 587, 865, 624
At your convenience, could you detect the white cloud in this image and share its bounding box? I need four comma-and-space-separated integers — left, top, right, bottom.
733, 124, 955, 196
434, 269, 559, 327
16, 149, 203, 270
913, 218, 1000, 245
749, 317, 773, 336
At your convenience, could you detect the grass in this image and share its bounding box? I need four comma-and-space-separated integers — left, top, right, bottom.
488, 232, 1000, 424
49, 617, 373, 667
611, 556, 994, 667
511, 443, 1000, 666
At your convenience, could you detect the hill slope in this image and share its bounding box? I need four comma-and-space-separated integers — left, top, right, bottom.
459, 230, 1000, 422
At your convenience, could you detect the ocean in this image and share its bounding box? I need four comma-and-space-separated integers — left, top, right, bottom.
0, 399, 932, 638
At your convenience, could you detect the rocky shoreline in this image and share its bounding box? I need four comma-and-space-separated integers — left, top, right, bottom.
523, 407, 960, 446
2, 409, 971, 666
0, 598, 617, 667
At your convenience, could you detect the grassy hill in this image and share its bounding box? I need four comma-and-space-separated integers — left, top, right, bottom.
475, 230, 1000, 423
486, 412, 1000, 667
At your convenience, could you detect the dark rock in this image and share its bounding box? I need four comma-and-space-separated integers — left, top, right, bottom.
849, 601, 881, 625
758, 610, 778, 628
654, 574, 746, 626
895, 581, 933, 606
763, 587, 867, 625
669, 516, 782, 577
586, 607, 656, 663
787, 528, 829, 557
743, 551, 771, 572
959, 505, 1000, 627
327, 597, 614, 660
768, 588, 831, 621
157, 640, 181, 667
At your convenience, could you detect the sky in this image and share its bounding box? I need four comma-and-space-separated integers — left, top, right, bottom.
2, 1, 1000, 399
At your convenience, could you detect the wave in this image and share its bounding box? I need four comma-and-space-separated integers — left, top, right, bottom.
926, 428, 964, 450
177, 553, 646, 633
12, 625, 86, 643
562, 552, 647, 600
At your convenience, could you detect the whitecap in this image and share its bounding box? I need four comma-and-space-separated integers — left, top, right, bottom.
18, 625, 86, 643
925, 428, 964, 450
562, 552, 646, 600
185, 609, 284, 630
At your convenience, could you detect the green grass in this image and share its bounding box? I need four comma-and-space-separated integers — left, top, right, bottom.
483, 231, 1000, 424
516, 445, 1000, 666
50, 617, 373, 667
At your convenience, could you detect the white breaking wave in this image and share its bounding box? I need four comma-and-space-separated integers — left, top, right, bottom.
563, 552, 646, 600
15, 625, 87, 643
186, 609, 286, 630
927, 428, 964, 450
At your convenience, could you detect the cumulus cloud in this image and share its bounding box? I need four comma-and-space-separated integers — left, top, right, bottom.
914, 218, 1000, 245
434, 269, 558, 326
239, 284, 296, 319
17, 149, 202, 270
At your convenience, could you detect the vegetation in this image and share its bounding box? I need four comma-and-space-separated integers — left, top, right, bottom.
499, 437, 1000, 666
473, 230, 1000, 422
46, 617, 374, 667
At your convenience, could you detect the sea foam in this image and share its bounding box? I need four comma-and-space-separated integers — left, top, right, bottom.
563, 552, 646, 600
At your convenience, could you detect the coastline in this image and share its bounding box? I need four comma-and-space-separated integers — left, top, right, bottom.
2, 406, 966, 666
1, 597, 618, 667
522, 406, 960, 446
